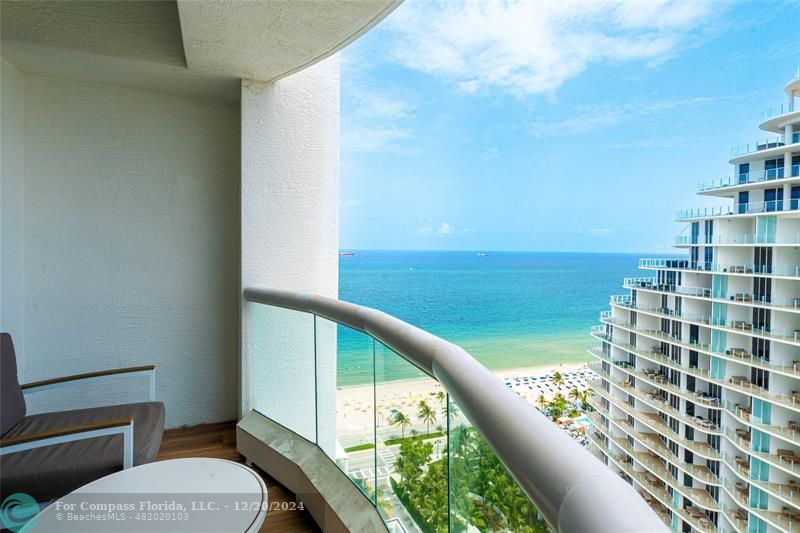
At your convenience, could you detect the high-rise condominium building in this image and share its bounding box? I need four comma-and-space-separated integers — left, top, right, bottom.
588, 71, 800, 533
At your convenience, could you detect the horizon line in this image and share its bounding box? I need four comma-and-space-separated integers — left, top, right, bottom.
338, 248, 682, 255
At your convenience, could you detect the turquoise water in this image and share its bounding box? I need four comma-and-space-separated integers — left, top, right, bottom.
337, 251, 649, 386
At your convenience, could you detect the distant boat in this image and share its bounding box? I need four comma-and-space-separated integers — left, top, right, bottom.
339, 252, 355, 256
476, 252, 489, 257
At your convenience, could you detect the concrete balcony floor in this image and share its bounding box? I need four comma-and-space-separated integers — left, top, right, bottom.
156, 421, 319, 533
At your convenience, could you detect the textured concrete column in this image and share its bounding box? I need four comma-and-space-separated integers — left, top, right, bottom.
240, 55, 340, 457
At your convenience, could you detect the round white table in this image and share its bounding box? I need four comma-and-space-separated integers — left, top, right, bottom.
26, 458, 268, 532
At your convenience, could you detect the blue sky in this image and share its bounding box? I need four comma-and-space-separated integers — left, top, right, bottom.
340, 0, 800, 253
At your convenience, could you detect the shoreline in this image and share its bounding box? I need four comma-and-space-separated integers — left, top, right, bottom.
337, 331, 594, 388
335, 361, 595, 440
336, 359, 591, 391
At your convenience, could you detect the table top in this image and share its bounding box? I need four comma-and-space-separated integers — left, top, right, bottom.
27, 459, 268, 533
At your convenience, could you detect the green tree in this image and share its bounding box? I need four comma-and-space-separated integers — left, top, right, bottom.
548, 392, 568, 419
354, 479, 393, 518
394, 438, 432, 486
568, 387, 581, 403
390, 411, 411, 438
435, 390, 446, 408
551, 371, 564, 387
580, 389, 594, 411
536, 393, 547, 411
446, 426, 549, 533
418, 400, 437, 435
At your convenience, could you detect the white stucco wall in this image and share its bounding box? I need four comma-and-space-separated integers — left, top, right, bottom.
241, 55, 340, 456
1, 59, 26, 362
15, 72, 240, 427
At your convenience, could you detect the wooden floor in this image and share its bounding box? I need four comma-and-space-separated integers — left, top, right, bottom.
157, 421, 319, 533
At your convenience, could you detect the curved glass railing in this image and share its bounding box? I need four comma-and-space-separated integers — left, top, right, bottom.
698, 165, 800, 192
675, 233, 800, 246
730, 132, 800, 159
243, 288, 665, 533
676, 199, 800, 220
638, 258, 800, 278
762, 103, 797, 122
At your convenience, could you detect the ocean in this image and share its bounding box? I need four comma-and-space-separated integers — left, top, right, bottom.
336, 250, 649, 386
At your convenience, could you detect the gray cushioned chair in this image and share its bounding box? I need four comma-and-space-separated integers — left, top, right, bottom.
0, 333, 165, 500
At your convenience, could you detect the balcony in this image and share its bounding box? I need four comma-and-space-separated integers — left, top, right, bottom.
676, 233, 800, 246
587, 344, 724, 411
623, 277, 711, 298
638, 257, 800, 279
730, 132, 800, 159
676, 199, 800, 221
589, 380, 720, 460
723, 400, 800, 447
588, 410, 720, 486
0, 1, 672, 531
241, 289, 666, 532
587, 362, 722, 435
587, 429, 719, 523
763, 103, 798, 122
591, 329, 800, 414
698, 165, 800, 192
722, 450, 800, 509
591, 435, 716, 533
156, 422, 318, 532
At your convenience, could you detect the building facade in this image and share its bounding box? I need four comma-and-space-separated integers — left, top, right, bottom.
588, 71, 800, 533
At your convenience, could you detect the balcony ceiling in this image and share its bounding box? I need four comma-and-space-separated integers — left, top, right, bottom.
176, 0, 401, 81
0, 0, 401, 100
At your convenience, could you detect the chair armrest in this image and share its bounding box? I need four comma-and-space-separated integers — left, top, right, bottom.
22, 365, 156, 401
0, 417, 135, 469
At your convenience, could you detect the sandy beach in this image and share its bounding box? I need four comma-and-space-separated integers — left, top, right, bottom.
335, 361, 595, 439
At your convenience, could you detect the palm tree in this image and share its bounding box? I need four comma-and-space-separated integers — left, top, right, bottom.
580, 389, 594, 410
390, 411, 411, 438
418, 400, 437, 435
435, 390, 446, 408
568, 387, 581, 403
551, 371, 565, 387
536, 393, 547, 411
548, 392, 568, 420
363, 481, 393, 518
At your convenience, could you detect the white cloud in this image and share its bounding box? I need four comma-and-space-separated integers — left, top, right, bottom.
342, 125, 413, 153
589, 228, 613, 236
385, 0, 716, 97
353, 90, 416, 120
343, 86, 417, 153
530, 95, 733, 136
416, 222, 476, 238
437, 222, 454, 236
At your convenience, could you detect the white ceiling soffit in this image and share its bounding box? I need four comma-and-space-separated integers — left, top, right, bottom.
0, 1, 186, 67
176, 0, 402, 82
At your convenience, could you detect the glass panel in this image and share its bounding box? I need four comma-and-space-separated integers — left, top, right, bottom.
249, 303, 316, 441
448, 395, 550, 532
317, 316, 377, 502
375, 341, 446, 530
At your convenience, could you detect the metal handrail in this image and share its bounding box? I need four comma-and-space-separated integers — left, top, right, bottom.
243, 287, 666, 533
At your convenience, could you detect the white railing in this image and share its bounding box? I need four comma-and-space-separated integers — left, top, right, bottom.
676, 233, 800, 246
762, 103, 798, 122
730, 132, 800, 158
676, 199, 800, 220
698, 165, 800, 192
